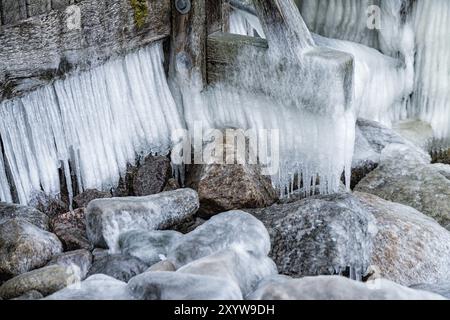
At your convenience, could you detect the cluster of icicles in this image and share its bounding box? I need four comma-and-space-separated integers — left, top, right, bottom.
0, 43, 183, 204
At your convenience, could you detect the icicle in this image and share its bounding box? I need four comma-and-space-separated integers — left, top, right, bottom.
0, 145, 12, 203
0, 42, 183, 205
410, 0, 450, 143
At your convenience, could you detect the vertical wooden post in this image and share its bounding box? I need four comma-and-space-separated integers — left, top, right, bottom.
170, 0, 207, 85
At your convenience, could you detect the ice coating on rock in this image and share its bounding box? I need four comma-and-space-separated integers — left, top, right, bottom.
0, 147, 11, 203
247, 275, 446, 300
127, 271, 243, 300
86, 189, 199, 251
168, 210, 271, 268
0, 42, 183, 205
45, 274, 133, 300
119, 230, 183, 266
178, 247, 278, 297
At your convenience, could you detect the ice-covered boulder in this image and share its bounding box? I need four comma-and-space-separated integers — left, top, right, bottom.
248, 275, 445, 300
47, 249, 93, 280
410, 283, 450, 300
87, 254, 148, 283
355, 143, 450, 228
45, 274, 133, 300
147, 260, 176, 272
355, 192, 450, 286
250, 193, 377, 279
0, 202, 49, 230
119, 230, 182, 265
0, 265, 79, 299
127, 271, 243, 300
0, 219, 62, 278
351, 119, 429, 187
86, 189, 199, 250
168, 210, 271, 268
178, 247, 277, 297
50, 208, 91, 251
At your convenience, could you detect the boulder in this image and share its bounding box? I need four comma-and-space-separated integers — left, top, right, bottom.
147, 260, 176, 272
250, 193, 377, 279
87, 254, 148, 283
168, 210, 271, 268
0, 202, 49, 230
351, 118, 429, 188
392, 120, 434, 151
119, 230, 183, 265
127, 271, 242, 300
355, 143, 450, 228
45, 274, 133, 300
0, 265, 80, 299
28, 192, 69, 218
247, 275, 445, 300
50, 208, 91, 251
132, 155, 172, 196
355, 192, 450, 286
12, 290, 44, 300
178, 248, 277, 297
0, 219, 63, 279
186, 151, 278, 218
47, 249, 93, 280
410, 283, 450, 299
86, 189, 199, 251
73, 189, 111, 209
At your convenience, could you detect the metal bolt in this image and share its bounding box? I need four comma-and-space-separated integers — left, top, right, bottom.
175, 0, 191, 15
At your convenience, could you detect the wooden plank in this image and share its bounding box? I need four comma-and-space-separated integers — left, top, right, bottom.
0, 0, 171, 101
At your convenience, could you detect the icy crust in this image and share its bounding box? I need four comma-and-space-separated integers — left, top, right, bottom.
0, 42, 183, 205
85, 189, 199, 252
247, 275, 445, 300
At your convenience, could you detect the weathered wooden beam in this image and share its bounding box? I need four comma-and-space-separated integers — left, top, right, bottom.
206, 31, 354, 113
0, 0, 171, 101
252, 0, 314, 53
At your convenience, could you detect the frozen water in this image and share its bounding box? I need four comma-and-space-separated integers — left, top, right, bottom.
0, 42, 183, 205
0, 147, 11, 203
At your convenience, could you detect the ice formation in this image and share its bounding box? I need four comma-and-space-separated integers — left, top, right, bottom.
0, 42, 182, 205
298, 0, 450, 143
410, 0, 450, 142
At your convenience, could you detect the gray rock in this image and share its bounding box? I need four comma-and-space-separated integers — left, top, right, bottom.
0, 219, 63, 278
133, 155, 172, 196
351, 118, 429, 188
178, 248, 277, 297
410, 283, 450, 299
47, 249, 93, 280
86, 189, 199, 251
87, 254, 148, 283
392, 120, 434, 151
355, 192, 450, 286
1, 0, 27, 25
50, 208, 91, 251
73, 189, 111, 209
147, 260, 176, 272
12, 290, 44, 300
127, 271, 243, 300
186, 142, 278, 218
119, 230, 182, 265
247, 275, 445, 300
28, 192, 68, 218
250, 193, 377, 279
355, 143, 450, 227
45, 274, 133, 300
0, 265, 79, 299
168, 210, 271, 269
0, 202, 49, 230
27, 0, 51, 17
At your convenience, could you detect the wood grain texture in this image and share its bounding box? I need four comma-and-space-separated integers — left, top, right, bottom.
0, 0, 171, 101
